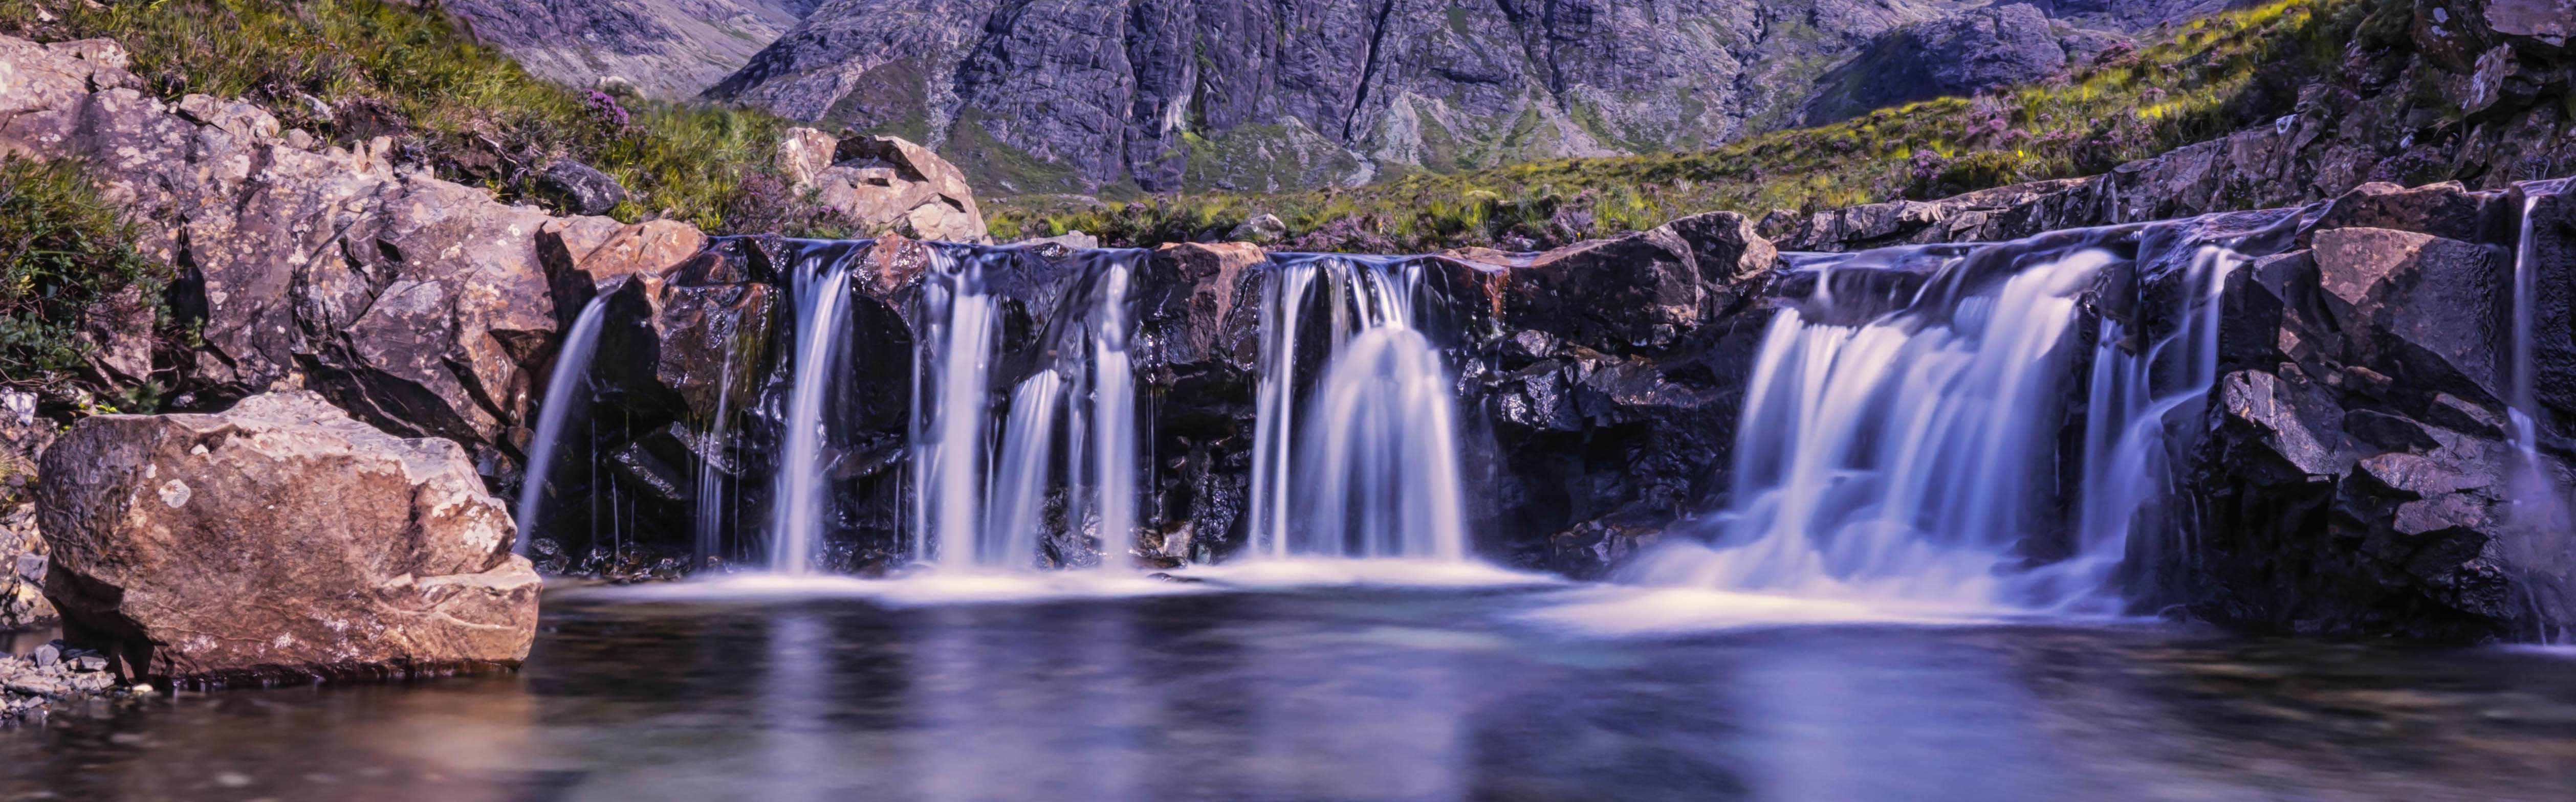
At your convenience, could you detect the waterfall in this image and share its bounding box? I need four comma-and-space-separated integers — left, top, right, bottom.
2040, 245, 2244, 610
984, 370, 1064, 568
695, 348, 738, 569
1631, 231, 2244, 611
1247, 255, 1472, 561
1082, 257, 1139, 565
900, 247, 1144, 570
2505, 193, 2576, 643
908, 249, 1002, 566
771, 248, 863, 574
514, 295, 609, 555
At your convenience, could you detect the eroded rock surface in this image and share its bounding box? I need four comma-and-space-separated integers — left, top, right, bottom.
1803, 3, 2078, 125
33, 392, 541, 684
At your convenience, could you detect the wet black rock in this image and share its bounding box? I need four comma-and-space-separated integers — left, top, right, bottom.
2175, 202, 2549, 640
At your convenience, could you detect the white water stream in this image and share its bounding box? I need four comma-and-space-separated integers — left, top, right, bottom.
513, 296, 609, 555
1629, 233, 2246, 613
1247, 255, 1472, 561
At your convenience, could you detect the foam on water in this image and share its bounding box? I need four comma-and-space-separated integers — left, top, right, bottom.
1170, 558, 1561, 590
1518, 584, 1999, 637
563, 569, 1210, 607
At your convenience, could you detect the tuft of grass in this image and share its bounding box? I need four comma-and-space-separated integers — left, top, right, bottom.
989, 0, 2412, 251
0, 0, 813, 234
0, 157, 173, 396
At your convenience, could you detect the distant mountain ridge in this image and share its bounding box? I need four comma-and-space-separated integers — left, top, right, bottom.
438, 0, 822, 99
439, 1, 2235, 196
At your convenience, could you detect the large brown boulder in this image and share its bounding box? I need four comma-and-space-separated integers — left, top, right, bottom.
33, 392, 540, 684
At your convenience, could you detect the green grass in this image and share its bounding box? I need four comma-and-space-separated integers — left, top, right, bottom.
0, 0, 811, 234
0, 157, 172, 398
989, 0, 2410, 251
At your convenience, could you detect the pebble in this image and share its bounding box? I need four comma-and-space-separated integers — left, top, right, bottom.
3, 641, 140, 724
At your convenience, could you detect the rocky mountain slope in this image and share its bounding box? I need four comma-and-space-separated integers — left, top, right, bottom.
704, 0, 2171, 196
438, 0, 822, 99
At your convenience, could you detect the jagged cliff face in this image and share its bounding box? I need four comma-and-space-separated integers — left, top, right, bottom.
440, 0, 823, 99
705, 0, 2022, 195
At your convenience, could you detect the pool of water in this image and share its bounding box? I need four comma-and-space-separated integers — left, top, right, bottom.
5, 580, 2574, 801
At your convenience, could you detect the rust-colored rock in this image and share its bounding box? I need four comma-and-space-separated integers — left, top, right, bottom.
33, 392, 540, 684
1480, 229, 1704, 353
1143, 242, 1264, 368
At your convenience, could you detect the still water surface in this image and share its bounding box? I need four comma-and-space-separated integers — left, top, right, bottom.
4, 581, 2573, 801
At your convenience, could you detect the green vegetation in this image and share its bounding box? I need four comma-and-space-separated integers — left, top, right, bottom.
0, 157, 171, 397
988, 0, 2411, 251
0, 0, 809, 234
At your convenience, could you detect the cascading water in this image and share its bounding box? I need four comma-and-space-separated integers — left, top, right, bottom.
908, 249, 1003, 566
1084, 259, 1139, 564
770, 247, 863, 574
694, 342, 739, 568
2504, 192, 2576, 643
514, 296, 609, 555
1629, 228, 2247, 611
1247, 255, 1472, 561
2040, 244, 2245, 610
908, 247, 1144, 571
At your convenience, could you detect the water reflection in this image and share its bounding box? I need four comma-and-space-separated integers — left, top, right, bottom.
5, 588, 2575, 801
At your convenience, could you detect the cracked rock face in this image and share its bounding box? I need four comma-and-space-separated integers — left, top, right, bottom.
32, 392, 540, 684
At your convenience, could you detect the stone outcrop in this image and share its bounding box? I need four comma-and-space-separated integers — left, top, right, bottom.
775, 128, 989, 243
1767, 1, 2576, 253
33, 392, 541, 684
1, 391, 53, 631
2146, 177, 2571, 641
0, 33, 727, 488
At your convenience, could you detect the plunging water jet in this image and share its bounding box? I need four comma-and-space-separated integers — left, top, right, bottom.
514, 295, 609, 555
2504, 189, 2576, 643
1246, 255, 1474, 563
770, 247, 864, 574
1624, 223, 2261, 614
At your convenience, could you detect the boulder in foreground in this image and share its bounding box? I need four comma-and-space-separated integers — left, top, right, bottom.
33, 392, 540, 685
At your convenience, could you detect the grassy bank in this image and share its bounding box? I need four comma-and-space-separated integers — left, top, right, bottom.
989, 0, 2411, 251
1, 0, 812, 234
